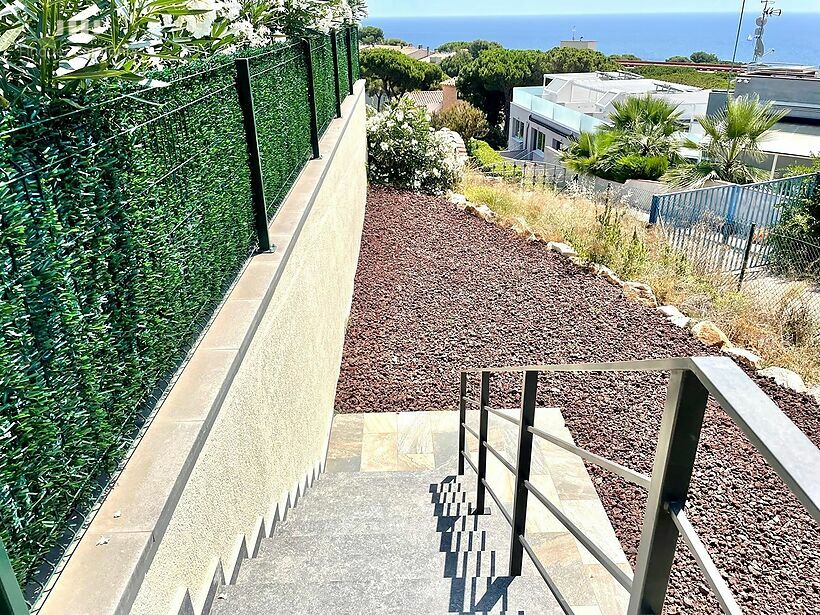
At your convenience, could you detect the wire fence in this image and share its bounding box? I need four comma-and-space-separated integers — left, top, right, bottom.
0, 26, 359, 603
651, 174, 820, 329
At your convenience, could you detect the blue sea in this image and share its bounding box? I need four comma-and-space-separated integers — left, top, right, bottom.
364, 13, 820, 65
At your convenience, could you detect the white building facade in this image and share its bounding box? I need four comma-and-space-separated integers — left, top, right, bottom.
507, 71, 711, 164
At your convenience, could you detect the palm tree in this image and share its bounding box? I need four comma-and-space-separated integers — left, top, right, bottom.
607, 94, 684, 137
605, 95, 685, 160
561, 95, 683, 181
663, 95, 788, 188
560, 131, 615, 176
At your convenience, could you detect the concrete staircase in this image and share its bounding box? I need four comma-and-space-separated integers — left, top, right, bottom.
211, 471, 562, 614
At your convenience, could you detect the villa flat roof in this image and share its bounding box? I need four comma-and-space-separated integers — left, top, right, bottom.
544, 72, 703, 95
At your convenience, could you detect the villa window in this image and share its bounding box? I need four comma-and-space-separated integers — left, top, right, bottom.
512, 118, 525, 140
532, 130, 546, 152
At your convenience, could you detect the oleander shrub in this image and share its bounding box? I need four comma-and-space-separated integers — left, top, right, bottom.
366, 98, 461, 195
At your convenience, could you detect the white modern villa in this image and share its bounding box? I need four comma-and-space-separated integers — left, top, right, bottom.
506, 71, 710, 164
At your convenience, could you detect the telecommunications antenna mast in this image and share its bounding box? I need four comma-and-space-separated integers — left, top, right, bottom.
751, 0, 782, 63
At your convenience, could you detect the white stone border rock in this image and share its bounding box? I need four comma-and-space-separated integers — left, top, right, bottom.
448, 191, 815, 398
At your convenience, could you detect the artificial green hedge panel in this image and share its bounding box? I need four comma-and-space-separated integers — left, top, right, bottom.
311, 37, 337, 137
249, 42, 312, 221
335, 30, 351, 98
0, 57, 255, 589
0, 28, 359, 594
351, 27, 361, 81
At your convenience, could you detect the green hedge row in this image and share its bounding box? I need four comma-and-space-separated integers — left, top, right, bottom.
468, 139, 523, 178
0, 27, 359, 595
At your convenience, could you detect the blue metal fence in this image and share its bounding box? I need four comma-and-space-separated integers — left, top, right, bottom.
648, 173, 820, 276
649, 173, 819, 230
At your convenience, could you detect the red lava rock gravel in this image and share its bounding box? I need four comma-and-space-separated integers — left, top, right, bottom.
335, 186, 820, 614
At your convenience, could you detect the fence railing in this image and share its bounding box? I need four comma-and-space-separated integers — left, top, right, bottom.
458, 357, 820, 615
647, 173, 820, 321
649, 173, 819, 233
0, 26, 359, 609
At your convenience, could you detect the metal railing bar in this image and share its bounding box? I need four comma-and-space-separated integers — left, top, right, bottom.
528, 426, 651, 489
486, 406, 521, 426
525, 480, 633, 591
667, 503, 742, 615
482, 441, 517, 475
461, 395, 481, 408
462, 357, 692, 375
480, 478, 513, 526
461, 449, 478, 475
687, 357, 820, 523
461, 422, 479, 441
518, 535, 575, 614
463, 357, 820, 524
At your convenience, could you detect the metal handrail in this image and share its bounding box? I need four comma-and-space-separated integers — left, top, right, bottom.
528, 425, 651, 489
1, 539, 28, 615
525, 479, 633, 591
485, 406, 520, 426
457, 356, 820, 615
480, 478, 513, 526
482, 441, 517, 475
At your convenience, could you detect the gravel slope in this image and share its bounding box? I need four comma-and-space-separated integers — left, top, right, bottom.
335, 187, 820, 614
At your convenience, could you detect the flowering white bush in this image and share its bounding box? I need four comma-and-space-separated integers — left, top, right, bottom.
367, 98, 462, 195
0, 0, 367, 101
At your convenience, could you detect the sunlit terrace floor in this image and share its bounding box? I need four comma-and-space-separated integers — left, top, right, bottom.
325, 409, 631, 615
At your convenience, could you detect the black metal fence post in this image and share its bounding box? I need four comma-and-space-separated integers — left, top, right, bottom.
509, 370, 538, 576
475, 371, 491, 514
302, 38, 321, 160
737, 223, 757, 291
345, 27, 355, 94
458, 371, 467, 475
330, 30, 343, 118
234, 57, 271, 252
1, 538, 29, 615
628, 369, 709, 615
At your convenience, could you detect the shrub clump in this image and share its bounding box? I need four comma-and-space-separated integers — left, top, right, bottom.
431, 101, 489, 142
367, 99, 461, 195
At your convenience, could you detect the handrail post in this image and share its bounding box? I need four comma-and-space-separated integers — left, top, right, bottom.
628, 369, 709, 615
509, 370, 538, 576
1, 539, 29, 615
301, 38, 321, 159
345, 27, 355, 94
458, 371, 467, 475
234, 57, 271, 252
330, 30, 343, 118
475, 371, 491, 514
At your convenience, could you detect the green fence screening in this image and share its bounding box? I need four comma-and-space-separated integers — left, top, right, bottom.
350, 26, 361, 81
335, 29, 351, 98
249, 42, 313, 222
311, 37, 337, 137
0, 27, 359, 599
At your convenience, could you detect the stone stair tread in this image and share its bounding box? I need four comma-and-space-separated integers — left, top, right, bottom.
212, 574, 562, 615
243, 529, 535, 585
315, 470, 476, 489
274, 505, 506, 538
302, 472, 476, 502
213, 470, 564, 615
284, 495, 484, 525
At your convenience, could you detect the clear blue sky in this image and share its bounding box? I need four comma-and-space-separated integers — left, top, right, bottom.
367, 0, 820, 17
